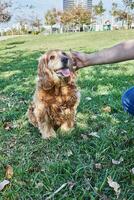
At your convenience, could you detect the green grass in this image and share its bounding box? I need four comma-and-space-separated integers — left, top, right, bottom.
0, 30, 134, 200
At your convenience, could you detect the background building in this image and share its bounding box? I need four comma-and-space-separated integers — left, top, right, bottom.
63, 0, 92, 11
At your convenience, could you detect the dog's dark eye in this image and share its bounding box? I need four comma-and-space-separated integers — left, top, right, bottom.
50, 55, 55, 60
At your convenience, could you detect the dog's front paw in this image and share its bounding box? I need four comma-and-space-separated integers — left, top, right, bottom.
60, 122, 74, 132
41, 131, 56, 140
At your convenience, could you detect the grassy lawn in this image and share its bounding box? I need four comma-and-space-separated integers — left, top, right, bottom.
0, 30, 134, 200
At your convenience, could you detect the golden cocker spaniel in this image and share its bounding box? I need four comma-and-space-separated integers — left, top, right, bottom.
27, 50, 80, 139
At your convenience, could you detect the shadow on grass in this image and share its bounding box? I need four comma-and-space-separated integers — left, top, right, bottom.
1, 49, 134, 164
0, 49, 134, 124
7, 40, 26, 46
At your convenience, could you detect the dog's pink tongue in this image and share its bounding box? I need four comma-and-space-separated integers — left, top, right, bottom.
58, 68, 71, 77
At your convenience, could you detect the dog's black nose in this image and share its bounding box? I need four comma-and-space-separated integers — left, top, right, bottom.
61, 57, 68, 64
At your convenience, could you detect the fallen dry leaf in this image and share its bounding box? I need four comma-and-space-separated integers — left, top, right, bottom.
17, 181, 26, 186
67, 150, 73, 157
68, 181, 75, 190
81, 134, 88, 140
91, 115, 97, 120
107, 176, 121, 198
88, 132, 100, 138
8, 137, 17, 148
19, 97, 27, 105
3, 122, 13, 131
35, 182, 44, 188
81, 132, 100, 140
102, 106, 111, 113
0, 108, 6, 112
0, 180, 10, 191
130, 168, 134, 174
95, 163, 102, 169
5, 165, 13, 179
85, 97, 92, 101
112, 157, 124, 165
46, 183, 67, 200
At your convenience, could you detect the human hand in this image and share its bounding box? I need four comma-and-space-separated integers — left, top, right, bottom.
71, 51, 90, 70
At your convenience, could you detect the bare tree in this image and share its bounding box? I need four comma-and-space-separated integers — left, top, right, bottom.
14, 4, 39, 34
45, 9, 63, 33
31, 17, 42, 32
123, 0, 134, 10
111, 0, 134, 29
93, 0, 105, 27
0, 0, 11, 23
123, 0, 134, 28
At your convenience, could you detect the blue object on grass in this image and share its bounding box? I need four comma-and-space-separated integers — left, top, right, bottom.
122, 86, 134, 116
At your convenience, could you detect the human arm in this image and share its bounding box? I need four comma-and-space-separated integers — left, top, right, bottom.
72, 40, 134, 70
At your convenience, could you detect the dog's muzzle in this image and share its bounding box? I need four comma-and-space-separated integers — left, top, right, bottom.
56, 67, 71, 78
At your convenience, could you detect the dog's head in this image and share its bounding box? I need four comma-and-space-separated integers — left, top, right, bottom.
38, 50, 76, 90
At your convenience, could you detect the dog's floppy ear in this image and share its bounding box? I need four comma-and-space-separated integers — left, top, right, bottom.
38, 54, 48, 78
38, 54, 54, 90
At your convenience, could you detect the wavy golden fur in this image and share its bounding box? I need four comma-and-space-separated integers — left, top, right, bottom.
27, 50, 80, 139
